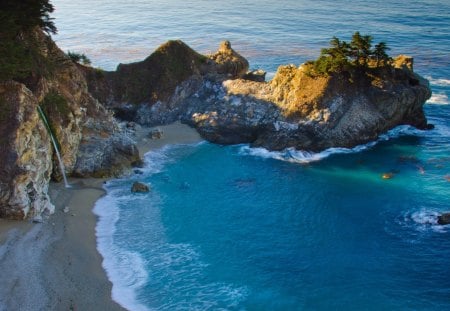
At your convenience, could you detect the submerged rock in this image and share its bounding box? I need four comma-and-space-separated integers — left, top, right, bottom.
131, 182, 150, 193
437, 213, 450, 225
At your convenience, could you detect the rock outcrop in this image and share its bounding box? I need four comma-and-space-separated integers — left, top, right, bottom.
0, 29, 139, 219
93, 40, 430, 152
0, 81, 54, 219
184, 59, 431, 151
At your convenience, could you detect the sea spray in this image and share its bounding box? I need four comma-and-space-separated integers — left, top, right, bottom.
37, 106, 70, 188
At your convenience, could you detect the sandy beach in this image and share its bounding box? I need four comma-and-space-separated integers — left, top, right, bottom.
0, 122, 202, 311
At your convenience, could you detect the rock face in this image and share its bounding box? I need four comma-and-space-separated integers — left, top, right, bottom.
186, 59, 431, 151
0, 30, 139, 219
0, 81, 54, 219
437, 213, 450, 225
148, 56, 430, 152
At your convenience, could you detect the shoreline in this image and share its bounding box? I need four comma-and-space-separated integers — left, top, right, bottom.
0, 121, 202, 310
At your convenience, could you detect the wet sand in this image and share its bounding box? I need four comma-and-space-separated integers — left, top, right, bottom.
0, 122, 202, 310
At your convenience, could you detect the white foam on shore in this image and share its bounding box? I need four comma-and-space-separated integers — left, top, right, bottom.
94, 192, 151, 311
427, 93, 449, 105
93, 141, 249, 310
239, 125, 423, 164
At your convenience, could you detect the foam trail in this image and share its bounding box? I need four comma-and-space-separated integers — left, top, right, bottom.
427, 93, 449, 105
425, 76, 450, 87
239, 125, 424, 164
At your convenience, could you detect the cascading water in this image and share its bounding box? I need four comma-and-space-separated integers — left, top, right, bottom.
37, 105, 70, 188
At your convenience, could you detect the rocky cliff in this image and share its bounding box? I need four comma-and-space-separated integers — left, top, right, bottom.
84, 40, 431, 152
0, 29, 139, 219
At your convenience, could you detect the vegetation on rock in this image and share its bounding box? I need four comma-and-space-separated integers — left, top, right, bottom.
67, 51, 92, 66
311, 32, 391, 76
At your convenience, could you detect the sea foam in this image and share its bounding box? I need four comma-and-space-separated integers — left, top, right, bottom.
239, 125, 423, 164
94, 192, 151, 311
427, 93, 449, 105
425, 76, 450, 87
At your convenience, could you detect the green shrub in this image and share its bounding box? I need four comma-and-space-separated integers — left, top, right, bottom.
67, 51, 92, 65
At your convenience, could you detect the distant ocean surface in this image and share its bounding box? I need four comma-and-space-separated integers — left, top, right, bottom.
53, 0, 450, 310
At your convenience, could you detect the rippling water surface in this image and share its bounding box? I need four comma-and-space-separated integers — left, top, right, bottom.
53, 0, 450, 309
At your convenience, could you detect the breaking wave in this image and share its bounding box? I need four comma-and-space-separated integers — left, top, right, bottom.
239, 125, 423, 163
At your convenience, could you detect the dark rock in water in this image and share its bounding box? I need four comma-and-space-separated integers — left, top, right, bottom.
131, 182, 150, 193
148, 128, 163, 139
133, 169, 144, 175
437, 213, 450, 225
243, 69, 266, 82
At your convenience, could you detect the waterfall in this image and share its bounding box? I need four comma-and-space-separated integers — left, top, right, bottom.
37, 106, 70, 188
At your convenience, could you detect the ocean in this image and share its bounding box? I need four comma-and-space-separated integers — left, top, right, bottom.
53, 0, 450, 310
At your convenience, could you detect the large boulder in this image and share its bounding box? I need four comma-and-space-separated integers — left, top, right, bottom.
131, 182, 150, 193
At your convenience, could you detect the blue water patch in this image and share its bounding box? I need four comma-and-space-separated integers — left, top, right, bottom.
95, 129, 450, 310
53, 0, 450, 309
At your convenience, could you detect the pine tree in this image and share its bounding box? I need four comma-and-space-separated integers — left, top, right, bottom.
0, 0, 57, 80
373, 42, 391, 67
0, 0, 57, 36
350, 32, 373, 66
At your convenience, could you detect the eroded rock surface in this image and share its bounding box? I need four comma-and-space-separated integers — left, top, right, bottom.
0, 30, 139, 219
0, 81, 54, 219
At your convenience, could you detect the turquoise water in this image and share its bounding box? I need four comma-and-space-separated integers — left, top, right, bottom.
52, 0, 450, 310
